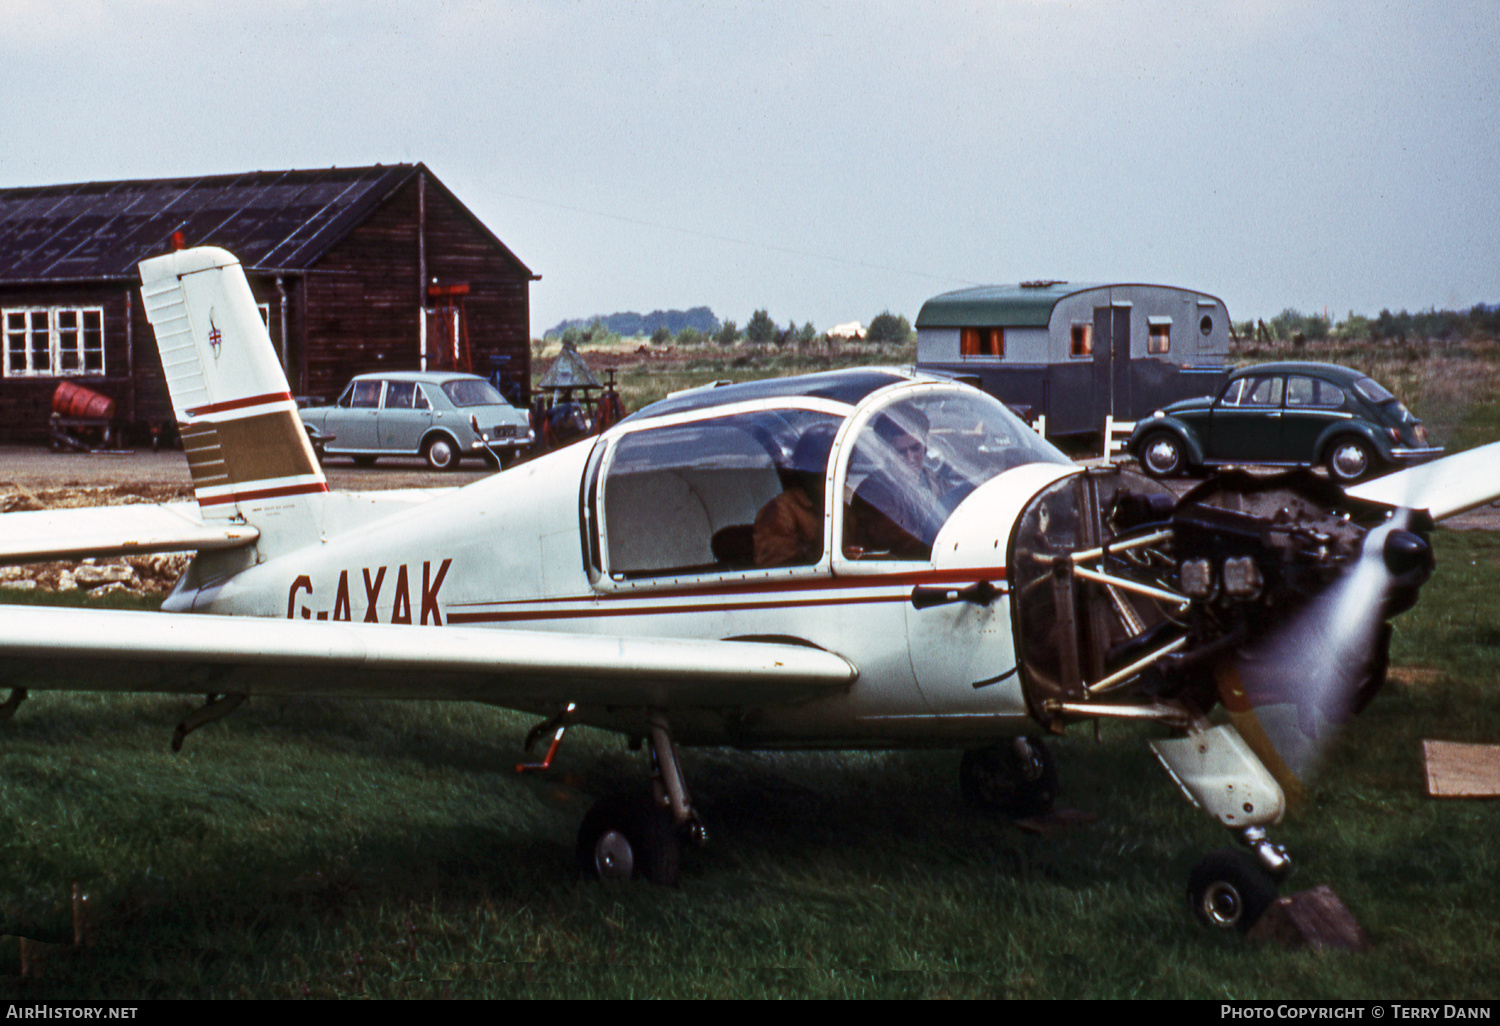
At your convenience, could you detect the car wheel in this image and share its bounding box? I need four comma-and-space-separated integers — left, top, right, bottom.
1139, 431, 1188, 478
1326, 437, 1376, 484
1187, 849, 1279, 933
424, 435, 459, 471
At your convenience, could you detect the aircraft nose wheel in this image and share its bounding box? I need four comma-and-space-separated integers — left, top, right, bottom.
576, 793, 681, 886
959, 737, 1058, 818
1186, 848, 1279, 933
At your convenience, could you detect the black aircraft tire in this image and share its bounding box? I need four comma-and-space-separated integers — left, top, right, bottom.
1186, 848, 1279, 933
576, 793, 681, 886
959, 739, 1058, 818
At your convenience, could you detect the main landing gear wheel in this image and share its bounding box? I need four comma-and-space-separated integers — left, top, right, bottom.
1186, 848, 1279, 933
576, 793, 681, 885
959, 738, 1058, 818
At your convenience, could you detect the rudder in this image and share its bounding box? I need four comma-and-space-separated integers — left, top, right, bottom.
139, 247, 326, 547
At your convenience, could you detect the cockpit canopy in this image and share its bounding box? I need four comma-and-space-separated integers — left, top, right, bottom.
585, 372, 1071, 583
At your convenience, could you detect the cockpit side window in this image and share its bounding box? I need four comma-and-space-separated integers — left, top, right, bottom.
841, 389, 1071, 561
599, 409, 846, 579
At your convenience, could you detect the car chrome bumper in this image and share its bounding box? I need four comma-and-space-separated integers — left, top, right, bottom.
471, 432, 535, 451
1390, 445, 1444, 461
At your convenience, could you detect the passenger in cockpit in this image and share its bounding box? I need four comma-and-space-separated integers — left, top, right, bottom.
752, 423, 839, 567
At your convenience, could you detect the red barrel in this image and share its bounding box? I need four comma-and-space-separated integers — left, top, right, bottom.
52, 381, 116, 420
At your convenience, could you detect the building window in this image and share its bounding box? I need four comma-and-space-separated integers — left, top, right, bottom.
3, 307, 104, 377
1071, 323, 1092, 357
960, 326, 1004, 358
1148, 320, 1171, 354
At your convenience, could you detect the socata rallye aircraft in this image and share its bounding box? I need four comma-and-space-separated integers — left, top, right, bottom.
3, 247, 1498, 933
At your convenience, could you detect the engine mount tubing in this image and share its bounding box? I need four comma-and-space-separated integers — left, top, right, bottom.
1069, 529, 1175, 564
1071, 565, 1189, 607
1086, 636, 1190, 695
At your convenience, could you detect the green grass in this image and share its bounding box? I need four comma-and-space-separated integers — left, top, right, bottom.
0, 531, 1497, 997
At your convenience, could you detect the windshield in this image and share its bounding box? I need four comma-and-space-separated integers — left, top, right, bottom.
842, 389, 1071, 560
442, 379, 506, 407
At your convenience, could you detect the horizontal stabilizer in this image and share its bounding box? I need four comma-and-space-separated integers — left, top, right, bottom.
0, 502, 257, 565
1345, 440, 1500, 520
0, 606, 858, 708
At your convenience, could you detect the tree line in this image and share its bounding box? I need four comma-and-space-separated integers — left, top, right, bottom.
545, 308, 915, 347
1238, 303, 1500, 345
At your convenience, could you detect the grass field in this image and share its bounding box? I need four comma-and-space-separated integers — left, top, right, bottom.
0, 535, 1496, 998
1, 336, 1498, 998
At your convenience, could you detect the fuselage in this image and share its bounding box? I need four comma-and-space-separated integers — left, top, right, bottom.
167, 372, 1081, 747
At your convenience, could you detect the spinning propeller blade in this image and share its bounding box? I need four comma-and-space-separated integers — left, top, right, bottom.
1219, 510, 1428, 791
1217, 440, 1500, 792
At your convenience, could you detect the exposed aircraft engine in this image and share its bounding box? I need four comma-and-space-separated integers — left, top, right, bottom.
1009, 466, 1433, 771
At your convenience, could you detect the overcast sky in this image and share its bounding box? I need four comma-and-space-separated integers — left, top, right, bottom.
3, 1, 1496, 334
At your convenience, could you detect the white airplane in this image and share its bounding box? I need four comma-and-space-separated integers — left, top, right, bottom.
2, 246, 1498, 933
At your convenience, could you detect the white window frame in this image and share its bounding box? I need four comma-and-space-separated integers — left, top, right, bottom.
3, 306, 105, 377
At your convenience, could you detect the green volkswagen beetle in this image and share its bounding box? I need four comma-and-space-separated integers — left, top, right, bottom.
1125, 362, 1441, 483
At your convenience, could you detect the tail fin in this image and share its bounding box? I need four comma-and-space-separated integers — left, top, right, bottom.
139, 247, 326, 546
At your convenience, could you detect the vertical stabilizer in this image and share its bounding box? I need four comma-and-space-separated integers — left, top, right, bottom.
139, 247, 325, 553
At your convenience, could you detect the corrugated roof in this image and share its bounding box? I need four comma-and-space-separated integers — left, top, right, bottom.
0, 164, 531, 282
915, 282, 1106, 328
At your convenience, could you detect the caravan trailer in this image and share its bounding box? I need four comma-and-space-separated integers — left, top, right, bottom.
914, 281, 1231, 439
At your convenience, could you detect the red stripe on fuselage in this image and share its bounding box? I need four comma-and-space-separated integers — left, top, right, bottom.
185, 391, 295, 417
444, 565, 1009, 625
196, 481, 329, 506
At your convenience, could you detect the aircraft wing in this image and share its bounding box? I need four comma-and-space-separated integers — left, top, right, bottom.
0, 606, 858, 708
1346, 440, 1500, 520
0, 502, 257, 564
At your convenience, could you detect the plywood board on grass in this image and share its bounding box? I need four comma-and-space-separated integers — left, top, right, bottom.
1422, 740, 1500, 797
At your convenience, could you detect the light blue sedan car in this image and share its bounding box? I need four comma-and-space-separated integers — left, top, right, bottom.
299, 372, 535, 470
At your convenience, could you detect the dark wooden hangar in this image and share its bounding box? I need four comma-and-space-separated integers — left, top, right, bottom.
0, 164, 537, 443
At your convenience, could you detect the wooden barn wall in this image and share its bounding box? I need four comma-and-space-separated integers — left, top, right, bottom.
1, 175, 531, 443
0, 274, 303, 443
303, 177, 533, 403
0, 282, 134, 443
301, 184, 422, 402
422, 185, 534, 402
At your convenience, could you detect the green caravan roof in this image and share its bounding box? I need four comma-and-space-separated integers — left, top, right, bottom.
914, 282, 1107, 329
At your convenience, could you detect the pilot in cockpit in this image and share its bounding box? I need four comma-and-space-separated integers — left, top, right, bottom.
843, 410, 946, 560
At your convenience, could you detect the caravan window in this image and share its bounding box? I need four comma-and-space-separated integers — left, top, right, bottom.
1070, 323, 1093, 357
1148, 319, 1172, 354
599, 409, 846, 578
960, 327, 1004, 358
